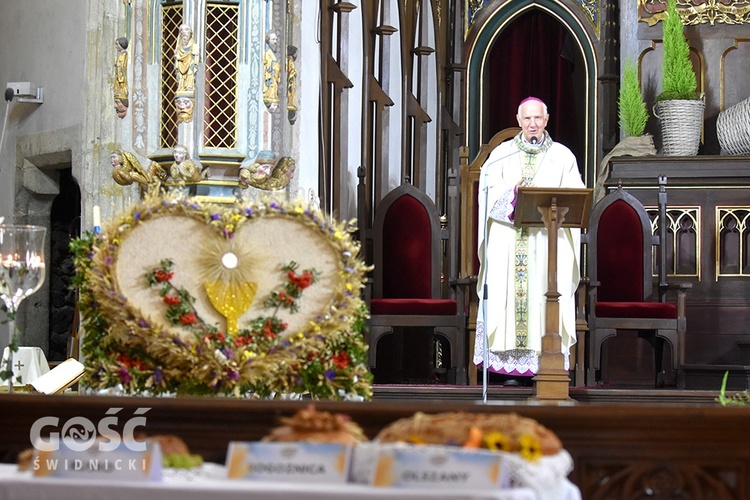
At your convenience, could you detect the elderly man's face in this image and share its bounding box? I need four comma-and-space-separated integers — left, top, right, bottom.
517, 100, 549, 144
267, 33, 278, 51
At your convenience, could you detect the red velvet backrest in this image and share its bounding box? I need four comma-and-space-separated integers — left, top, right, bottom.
596, 199, 644, 302
381, 194, 433, 298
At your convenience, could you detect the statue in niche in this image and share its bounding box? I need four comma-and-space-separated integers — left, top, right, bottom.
174, 24, 199, 94
287, 45, 298, 124
175, 95, 194, 123
262, 30, 281, 112
170, 144, 207, 183
113, 37, 129, 119
239, 152, 295, 191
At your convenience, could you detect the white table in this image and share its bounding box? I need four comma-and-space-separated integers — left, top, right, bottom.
0, 463, 571, 500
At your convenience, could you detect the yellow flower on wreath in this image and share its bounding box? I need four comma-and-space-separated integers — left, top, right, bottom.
483, 431, 513, 452
518, 434, 543, 462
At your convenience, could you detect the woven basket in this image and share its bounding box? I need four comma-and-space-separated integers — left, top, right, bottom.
717, 97, 750, 155
654, 97, 705, 156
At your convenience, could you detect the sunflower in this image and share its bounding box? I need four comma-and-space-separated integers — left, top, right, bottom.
518, 434, 543, 462
483, 431, 513, 452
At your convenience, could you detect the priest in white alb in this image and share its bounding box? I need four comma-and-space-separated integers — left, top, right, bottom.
474, 97, 585, 382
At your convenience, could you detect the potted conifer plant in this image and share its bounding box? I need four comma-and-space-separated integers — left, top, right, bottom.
595, 60, 656, 201
653, 0, 705, 155
619, 60, 650, 139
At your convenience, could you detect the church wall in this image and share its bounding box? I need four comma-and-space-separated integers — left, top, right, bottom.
620, 0, 750, 153
0, 0, 88, 222
0, 0, 97, 353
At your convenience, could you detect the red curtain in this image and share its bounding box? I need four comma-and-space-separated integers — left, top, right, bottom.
485, 10, 579, 161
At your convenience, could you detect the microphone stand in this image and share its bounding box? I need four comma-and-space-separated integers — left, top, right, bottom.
477, 141, 526, 403
481, 167, 491, 403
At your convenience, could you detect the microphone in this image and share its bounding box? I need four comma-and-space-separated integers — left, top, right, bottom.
4, 88, 14, 102
531, 136, 538, 145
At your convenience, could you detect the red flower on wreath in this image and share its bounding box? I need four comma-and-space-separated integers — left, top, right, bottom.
163, 295, 181, 306
117, 353, 148, 371
332, 351, 350, 369
180, 312, 197, 325
263, 319, 277, 339
155, 270, 174, 282
277, 291, 294, 306
288, 270, 313, 290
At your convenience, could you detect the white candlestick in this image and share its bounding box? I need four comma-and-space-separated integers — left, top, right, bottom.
93, 205, 101, 233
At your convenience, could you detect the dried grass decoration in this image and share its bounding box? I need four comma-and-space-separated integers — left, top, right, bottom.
74, 194, 373, 399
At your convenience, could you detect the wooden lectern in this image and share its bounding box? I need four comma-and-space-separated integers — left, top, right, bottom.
514, 187, 593, 401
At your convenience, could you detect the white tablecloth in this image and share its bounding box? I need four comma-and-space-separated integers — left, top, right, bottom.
0, 347, 49, 385
0, 464, 581, 500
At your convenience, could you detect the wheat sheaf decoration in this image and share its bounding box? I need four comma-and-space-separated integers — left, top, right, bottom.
71, 193, 372, 399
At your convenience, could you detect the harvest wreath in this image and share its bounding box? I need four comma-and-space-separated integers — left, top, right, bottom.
71, 194, 372, 399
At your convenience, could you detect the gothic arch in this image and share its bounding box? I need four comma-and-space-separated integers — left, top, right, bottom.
465, 0, 601, 186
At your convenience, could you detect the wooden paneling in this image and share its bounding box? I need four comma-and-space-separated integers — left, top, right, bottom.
606, 156, 750, 375
1, 394, 748, 498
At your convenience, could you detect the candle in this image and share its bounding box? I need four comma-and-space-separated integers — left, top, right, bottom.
93, 205, 101, 233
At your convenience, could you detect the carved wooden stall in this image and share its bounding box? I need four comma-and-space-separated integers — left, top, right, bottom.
1, 394, 749, 499
605, 156, 750, 389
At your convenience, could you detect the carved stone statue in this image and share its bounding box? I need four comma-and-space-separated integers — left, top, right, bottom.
111, 150, 150, 186
169, 145, 206, 183
287, 45, 298, 124
175, 95, 194, 123
174, 24, 199, 94
114, 37, 129, 119
111, 150, 167, 195
239, 153, 295, 191
262, 30, 281, 111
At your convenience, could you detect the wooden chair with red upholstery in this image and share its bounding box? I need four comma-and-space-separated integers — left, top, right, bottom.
364, 181, 468, 385
584, 183, 690, 388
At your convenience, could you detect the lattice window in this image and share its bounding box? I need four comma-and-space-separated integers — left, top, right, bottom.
160, 4, 182, 149
717, 207, 750, 277
647, 206, 700, 278
204, 2, 238, 149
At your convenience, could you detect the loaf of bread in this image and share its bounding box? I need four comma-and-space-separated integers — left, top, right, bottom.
18, 433, 201, 471
263, 405, 367, 445
146, 434, 191, 455
375, 411, 562, 456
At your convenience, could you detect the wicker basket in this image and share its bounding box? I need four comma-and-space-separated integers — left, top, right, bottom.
654, 97, 705, 156
717, 97, 750, 155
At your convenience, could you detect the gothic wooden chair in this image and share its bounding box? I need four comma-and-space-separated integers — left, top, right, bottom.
584, 184, 690, 387
365, 182, 468, 385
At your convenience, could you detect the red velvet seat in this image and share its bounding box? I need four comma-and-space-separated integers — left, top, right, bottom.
584, 184, 690, 387
364, 182, 467, 384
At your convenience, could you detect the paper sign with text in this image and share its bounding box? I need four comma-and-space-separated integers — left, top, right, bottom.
226, 441, 351, 483
32, 440, 162, 481
372, 445, 507, 490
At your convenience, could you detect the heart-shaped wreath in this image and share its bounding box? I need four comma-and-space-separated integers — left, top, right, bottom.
72, 194, 372, 399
